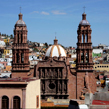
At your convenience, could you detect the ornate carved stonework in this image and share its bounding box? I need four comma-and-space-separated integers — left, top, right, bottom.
35, 58, 69, 99
76, 13, 96, 99
12, 13, 30, 78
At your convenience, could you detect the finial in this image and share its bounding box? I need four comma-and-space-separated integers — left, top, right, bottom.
54, 32, 58, 45
20, 7, 22, 13
83, 6, 86, 13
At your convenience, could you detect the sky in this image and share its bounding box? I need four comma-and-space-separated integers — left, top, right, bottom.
0, 0, 109, 47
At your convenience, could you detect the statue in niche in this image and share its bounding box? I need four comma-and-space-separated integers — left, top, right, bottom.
84, 72, 91, 93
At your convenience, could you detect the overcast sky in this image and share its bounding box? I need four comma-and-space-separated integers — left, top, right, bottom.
0, 0, 109, 47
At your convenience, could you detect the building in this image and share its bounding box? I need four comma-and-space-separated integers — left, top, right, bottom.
34, 38, 69, 99
0, 13, 41, 109
0, 40, 6, 58
12, 13, 30, 78
34, 12, 97, 100
76, 12, 96, 98
92, 49, 103, 58
94, 64, 109, 72
0, 78, 40, 109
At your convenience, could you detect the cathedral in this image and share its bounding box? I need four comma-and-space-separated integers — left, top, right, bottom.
11, 12, 96, 100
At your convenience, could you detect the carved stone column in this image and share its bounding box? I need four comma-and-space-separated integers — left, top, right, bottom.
58, 80, 59, 93
62, 80, 64, 94
19, 50, 21, 63
40, 68, 42, 78
0, 97, 1, 109
22, 88, 26, 109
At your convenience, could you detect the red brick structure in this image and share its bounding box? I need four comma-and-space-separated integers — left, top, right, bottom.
12, 13, 30, 78
34, 39, 69, 99
11, 12, 96, 100
76, 12, 96, 99
34, 13, 96, 100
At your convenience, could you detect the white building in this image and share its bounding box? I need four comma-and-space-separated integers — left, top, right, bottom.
93, 49, 103, 54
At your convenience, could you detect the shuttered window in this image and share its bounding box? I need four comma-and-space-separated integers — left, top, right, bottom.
13, 96, 20, 109
2, 96, 9, 109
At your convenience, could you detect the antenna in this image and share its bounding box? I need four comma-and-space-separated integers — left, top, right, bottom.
20, 7, 22, 13
83, 6, 86, 13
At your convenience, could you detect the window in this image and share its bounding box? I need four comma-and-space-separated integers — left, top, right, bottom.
82, 34, 84, 43
85, 52, 88, 63
13, 96, 20, 109
21, 53, 24, 63
17, 34, 19, 43
36, 95, 39, 108
85, 34, 87, 43
42, 69, 45, 78
16, 53, 19, 63
2, 96, 9, 109
21, 34, 23, 43
81, 53, 83, 63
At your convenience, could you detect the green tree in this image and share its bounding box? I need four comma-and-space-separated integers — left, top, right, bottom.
45, 42, 48, 48
33, 48, 39, 52
10, 34, 13, 39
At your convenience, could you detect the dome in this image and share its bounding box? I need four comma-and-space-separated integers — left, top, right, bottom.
45, 39, 66, 57
79, 13, 90, 25
16, 20, 25, 25
15, 13, 26, 26
79, 20, 90, 25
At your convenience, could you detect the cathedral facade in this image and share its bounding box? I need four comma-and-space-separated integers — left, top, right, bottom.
11, 12, 97, 100
34, 38, 69, 99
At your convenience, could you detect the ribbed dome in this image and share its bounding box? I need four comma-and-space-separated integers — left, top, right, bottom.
16, 20, 25, 25
45, 39, 66, 57
15, 13, 26, 26
79, 20, 90, 25
79, 13, 90, 25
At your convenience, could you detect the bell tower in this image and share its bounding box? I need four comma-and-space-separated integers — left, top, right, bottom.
12, 13, 30, 78
76, 13, 96, 99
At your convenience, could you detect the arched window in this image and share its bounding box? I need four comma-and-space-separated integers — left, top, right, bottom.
2, 96, 9, 109
81, 53, 83, 63
17, 34, 19, 43
16, 53, 19, 63
82, 34, 84, 43
42, 69, 45, 78
21, 34, 23, 43
59, 68, 62, 78
21, 53, 24, 63
13, 96, 20, 109
86, 52, 88, 63
85, 34, 87, 43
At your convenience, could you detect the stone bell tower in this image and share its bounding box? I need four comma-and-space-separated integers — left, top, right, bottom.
12, 13, 30, 78
76, 13, 96, 99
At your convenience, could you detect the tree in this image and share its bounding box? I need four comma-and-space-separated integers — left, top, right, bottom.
45, 42, 48, 48
33, 48, 39, 52
10, 34, 13, 39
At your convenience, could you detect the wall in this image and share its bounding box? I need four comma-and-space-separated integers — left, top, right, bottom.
0, 88, 22, 109
68, 67, 76, 99
26, 79, 40, 109
94, 64, 109, 71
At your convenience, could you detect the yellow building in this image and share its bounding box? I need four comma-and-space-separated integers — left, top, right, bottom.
93, 64, 109, 72
4, 38, 9, 43
70, 63, 109, 72
4, 49, 10, 55
4, 66, 12, 72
